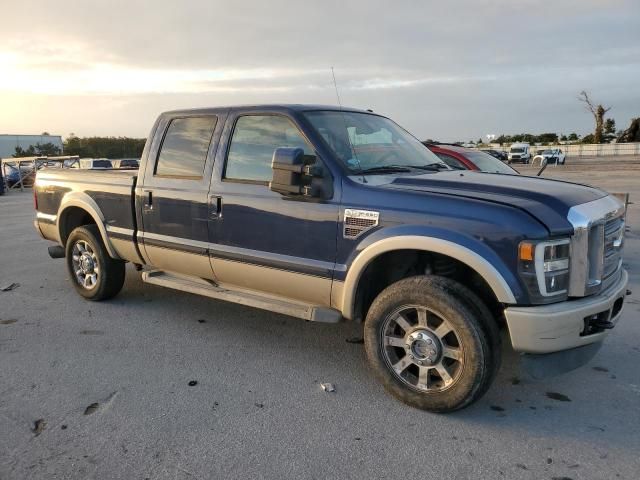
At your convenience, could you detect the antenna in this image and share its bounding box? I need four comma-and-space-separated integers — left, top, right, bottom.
331, 66, 342, 107
330, 67, 365, 181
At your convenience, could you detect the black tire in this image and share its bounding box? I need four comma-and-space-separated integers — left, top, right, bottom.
364, 275, 500, 413
65, 225, 125, 301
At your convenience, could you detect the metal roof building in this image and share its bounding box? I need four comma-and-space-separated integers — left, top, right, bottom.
0, 134, 63, 158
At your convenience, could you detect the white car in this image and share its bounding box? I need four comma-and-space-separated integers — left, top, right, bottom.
533, 148, 566, 166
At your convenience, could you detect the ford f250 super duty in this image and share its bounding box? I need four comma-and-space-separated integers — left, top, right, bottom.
34, 105, 629, 412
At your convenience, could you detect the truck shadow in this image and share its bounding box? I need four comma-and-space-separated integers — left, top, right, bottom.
112, 266, 639, 451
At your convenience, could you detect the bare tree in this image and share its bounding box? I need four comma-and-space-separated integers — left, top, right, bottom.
578, 91, 611, 143
618, 118, 640, 143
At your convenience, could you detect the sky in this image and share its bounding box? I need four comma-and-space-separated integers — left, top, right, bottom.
1, 0, 639, 142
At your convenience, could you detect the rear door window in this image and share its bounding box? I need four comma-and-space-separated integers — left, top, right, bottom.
155, 116, 217, 178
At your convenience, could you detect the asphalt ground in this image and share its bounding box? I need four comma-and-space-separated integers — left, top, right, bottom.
1, 163, 639, 479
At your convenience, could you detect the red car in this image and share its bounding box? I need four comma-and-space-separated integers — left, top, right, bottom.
424, 143, 518, 174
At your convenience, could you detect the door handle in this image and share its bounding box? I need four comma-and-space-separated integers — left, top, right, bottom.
209, 195, 222, 219
143, 190, 153, 213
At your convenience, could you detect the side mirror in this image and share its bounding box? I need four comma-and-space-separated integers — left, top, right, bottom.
269, 147, 321, 196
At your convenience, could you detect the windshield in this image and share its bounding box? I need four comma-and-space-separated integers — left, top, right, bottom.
542, 149, 554, 154
510, 147, 525, 153
304, 111, 447, 173
464, 151, 517, 174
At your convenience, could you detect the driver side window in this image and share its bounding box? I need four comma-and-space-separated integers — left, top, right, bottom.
224, 115, 313, 183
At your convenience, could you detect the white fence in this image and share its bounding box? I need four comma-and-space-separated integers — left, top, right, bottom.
487, 143, 640, 157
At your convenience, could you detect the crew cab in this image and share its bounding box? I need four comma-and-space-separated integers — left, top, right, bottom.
34, 105, 628, 412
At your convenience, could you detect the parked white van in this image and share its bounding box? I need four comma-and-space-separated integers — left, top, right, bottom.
508, 143, 531, 164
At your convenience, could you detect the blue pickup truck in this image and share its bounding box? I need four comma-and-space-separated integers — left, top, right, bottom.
34, 105, 628, 412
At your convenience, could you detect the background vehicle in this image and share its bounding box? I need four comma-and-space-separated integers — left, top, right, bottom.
112, 158, 140, 169
426, 143, 518, 174
33, 105, 628, 413
507, 143, 532, 164
484, 149, 508, 162
2, 163, 21, 187
533, 148, 566, 165
79, 158, 113, 169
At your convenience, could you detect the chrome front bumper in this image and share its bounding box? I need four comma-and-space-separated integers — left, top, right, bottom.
504, 269, 628, 354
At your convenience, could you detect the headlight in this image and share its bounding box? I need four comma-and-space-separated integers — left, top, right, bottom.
518, 239, 570, 303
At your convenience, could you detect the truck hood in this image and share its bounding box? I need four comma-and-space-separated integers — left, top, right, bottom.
362, 171, 608, 236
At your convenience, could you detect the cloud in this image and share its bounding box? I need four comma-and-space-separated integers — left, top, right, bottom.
0, 0, 639, 140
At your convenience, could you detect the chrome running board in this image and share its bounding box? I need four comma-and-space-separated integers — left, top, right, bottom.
142, 270, 343, 323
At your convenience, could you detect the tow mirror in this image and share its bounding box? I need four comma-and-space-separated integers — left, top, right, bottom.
269, 147, 322, 196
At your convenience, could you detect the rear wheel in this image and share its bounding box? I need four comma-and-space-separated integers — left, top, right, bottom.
364, 275, 500, 412
65, 225, 125, 301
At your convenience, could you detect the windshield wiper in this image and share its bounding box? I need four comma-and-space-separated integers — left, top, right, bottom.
409, 163, 450, 171
359, 165, 414, 174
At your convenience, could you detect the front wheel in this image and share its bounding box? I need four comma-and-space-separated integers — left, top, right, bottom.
364, 276, 500, 412
65, 225, 125, 301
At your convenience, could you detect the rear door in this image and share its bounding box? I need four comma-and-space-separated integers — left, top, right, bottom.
137, 110, 227, 279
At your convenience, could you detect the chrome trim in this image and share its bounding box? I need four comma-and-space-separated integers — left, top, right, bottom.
140, 231, 210, 250
343, 208, 379, 239
567, 195, 625, 297
105, 225, 134, 236
36, 212, 57, 223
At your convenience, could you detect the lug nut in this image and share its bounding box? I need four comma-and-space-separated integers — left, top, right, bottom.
426, 339, 432, 344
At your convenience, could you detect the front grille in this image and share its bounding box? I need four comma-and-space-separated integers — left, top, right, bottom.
567, 195, 626, 297
603, 214, 624, 280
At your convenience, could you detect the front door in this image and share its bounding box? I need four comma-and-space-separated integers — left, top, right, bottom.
208, 111, 340, 306
138, 112, 226, 280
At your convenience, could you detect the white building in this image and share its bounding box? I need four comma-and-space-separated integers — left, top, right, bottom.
0, 134, 63, 158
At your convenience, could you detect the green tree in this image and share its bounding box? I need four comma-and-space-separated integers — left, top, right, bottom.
13, 142, 61, 157
36, 142, 63, 156
602, 118, 616, 143
62, 136, 146, 158
13, 145, 36, 157
567, 132, 579, 141
604, 118, 615, 134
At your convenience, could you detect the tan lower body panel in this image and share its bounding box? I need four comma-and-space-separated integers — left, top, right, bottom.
144, 245, 217, 281
211, 258, 332, 307
504, 269, 628, 353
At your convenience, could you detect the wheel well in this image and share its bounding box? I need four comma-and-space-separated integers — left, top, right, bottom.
353, 249, 503, 323
59, 207, 97, 245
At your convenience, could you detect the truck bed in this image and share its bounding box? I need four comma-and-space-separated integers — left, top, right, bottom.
34, 168, 141, 263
